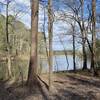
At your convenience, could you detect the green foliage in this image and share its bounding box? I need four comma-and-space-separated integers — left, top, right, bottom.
0, 15, 7, 52
0, 14, 31, 54
0, 14, 31, 79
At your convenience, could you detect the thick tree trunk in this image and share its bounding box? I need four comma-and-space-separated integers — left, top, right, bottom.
82, 30, 87, 70
27, 0, 39, 86
48, 0, 53, 90
82, 39, 87, 70
91, 0, 98, 76
81, 0, 87, 70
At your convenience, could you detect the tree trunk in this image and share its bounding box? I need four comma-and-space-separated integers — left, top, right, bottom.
72, 24, 76, 71
82, 37, 87, 70
27, 0, 39, 86
59, 36, 69, 70
48, 0, 53, 90
91, 0, 98, 76
6, 1, 12, 78
81, 0, 87, 70
7, 52, 12, 78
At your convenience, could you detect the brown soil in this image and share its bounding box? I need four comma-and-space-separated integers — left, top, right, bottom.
0, 73, 100, 100
0, 80, 44, 100
41, 73, 100, 100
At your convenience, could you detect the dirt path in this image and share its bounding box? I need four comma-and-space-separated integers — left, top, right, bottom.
0, 73, 100, 100
49, 73, 100, 100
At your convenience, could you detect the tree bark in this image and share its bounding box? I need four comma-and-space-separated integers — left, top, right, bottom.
48, 0, 53, 90
6, 1, 12, 78
71, 23, 76, 71
81, 0, 87, 70
27, 0, 39, 86
82, 33, 87, 70
91, 0, 98, 76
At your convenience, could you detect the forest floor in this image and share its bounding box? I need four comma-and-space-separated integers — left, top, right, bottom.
41, 71, 100, 100
0, 71, 100, 100
0, 80, 44, 100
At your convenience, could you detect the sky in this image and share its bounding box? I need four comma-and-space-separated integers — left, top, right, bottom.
0, 0, 99, 51
0, 0, 99, 26
0, 0, 31, 28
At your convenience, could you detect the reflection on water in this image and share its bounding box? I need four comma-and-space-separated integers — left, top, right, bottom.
40, 55, 90, 72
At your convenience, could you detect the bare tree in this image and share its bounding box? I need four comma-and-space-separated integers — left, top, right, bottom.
71, 23, 76, 71
27, 0, 39, 86
6, 0, 12, 78
54, 0, 88, 70
80, 0, 87, 70
91, 0, 98, 76
48, 0, 53, 90
0, 1, 13, 78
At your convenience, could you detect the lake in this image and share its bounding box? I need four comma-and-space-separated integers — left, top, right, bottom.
39, 55, 91, 73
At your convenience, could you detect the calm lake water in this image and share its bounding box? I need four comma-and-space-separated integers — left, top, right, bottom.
41, 55, 91, 72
